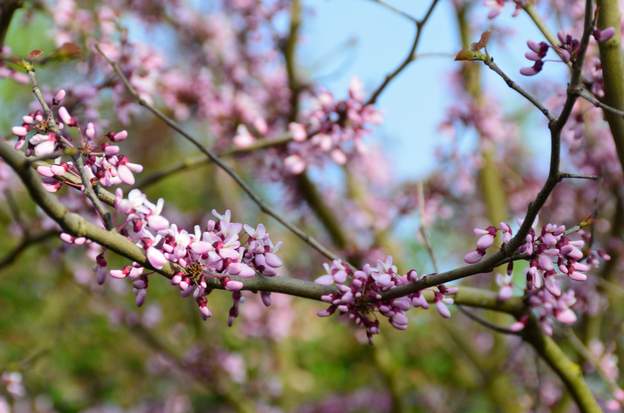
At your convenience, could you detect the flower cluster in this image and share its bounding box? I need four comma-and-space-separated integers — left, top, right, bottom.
111, 189, 283, 323
521, 26, 614, 76
557, 31, 580, 63
280, 79, 382, 174
11, 90, 142, 192
315, 257, 455, 341
465, 222, 602, 334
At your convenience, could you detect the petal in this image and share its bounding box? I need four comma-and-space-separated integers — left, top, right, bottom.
315, 274, 334, 285
34, 140, 56, 157
147, 247, 167, 270
117, 164, 135, 185
147, 215, 170, 231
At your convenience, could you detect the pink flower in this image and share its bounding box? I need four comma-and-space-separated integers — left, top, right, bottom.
11, 126, 27, 137
225, 280, 244, 291
315, 258, 453, 340
464, 249, 485, 264
484, 0, 505, 19
284, 154, 306, 174
53, 89, 66, 105
476, 233, 495, 250
58, 106, 76, 126
147, 215, 170, 231
556, 308, 577, 324
593, 27, 615, 42
147, 246, 167, 269
233, 125, 254, 148
315, 274, 334, 285
85, 122, 96, 139
520, 40, 548, 75
435, 299, 451, 319
30, 133, 57, 157
111, 130, 128, 142
288, 122, 307, 142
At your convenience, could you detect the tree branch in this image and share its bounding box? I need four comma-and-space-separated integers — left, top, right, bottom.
0, 139, 531, 317
281, 1, 359, 260
384, 0, 595, 304
577, 87, 624, 118
482, 56, 555, 122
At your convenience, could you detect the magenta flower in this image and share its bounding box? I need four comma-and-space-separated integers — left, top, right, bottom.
520, 40, 549, 76
593, 26, 615, 43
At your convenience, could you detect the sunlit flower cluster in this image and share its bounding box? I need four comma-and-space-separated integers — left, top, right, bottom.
112, 189, 283, 323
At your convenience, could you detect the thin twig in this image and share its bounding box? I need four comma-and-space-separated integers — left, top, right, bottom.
367, 0, 418, 24
138, 134, 293, 188
577, 87, 624, 117
72, 154, 113, 229
416, 190, 521, 335
457, 305, 521, 335
482, 56, 555, 122
417, 181, 439, 273
95, 44, 342, 262
0, 229, 58, 270
4, 188, 27, 235
558, 172, 600, 181
366, 0, 440, 105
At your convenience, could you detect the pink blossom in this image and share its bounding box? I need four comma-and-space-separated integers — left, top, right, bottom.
147, 246, 168, 269
53, 89, 66, 105
233, 125, 254, 148
11, 126, 27, 137
593, 26, 615, 42
288, 122, 307, 142
111, 130, 128, 142
284, 154, 306, 174
58, 106, 76, 126
315, 258, 454, 340
464, 249, 485, 264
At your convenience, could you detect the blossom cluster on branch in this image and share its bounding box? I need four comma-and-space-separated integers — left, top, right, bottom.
1, 0, 624, 410
315, 258, 454, 341
465, 221, 608, 334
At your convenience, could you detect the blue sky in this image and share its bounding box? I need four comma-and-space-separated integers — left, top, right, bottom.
301, 0, 561, 179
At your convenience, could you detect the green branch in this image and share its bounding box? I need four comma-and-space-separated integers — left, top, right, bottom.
522, 318, 602, 413
596, 0, 624, 173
